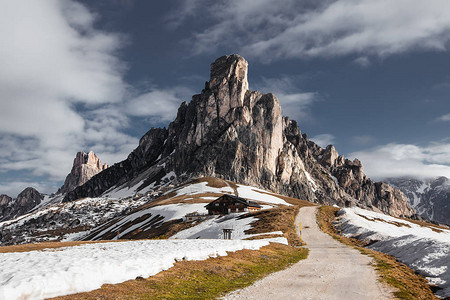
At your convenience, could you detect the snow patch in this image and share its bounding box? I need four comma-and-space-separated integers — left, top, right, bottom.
341, 207, 450, 297
161, 171, 177, 181
174, 182, 234, 196
171, 213, 256, 240
304, 171, 317, 192
0, 239, 272, 299
91, 203, 208, 240
236, 185, 290, 206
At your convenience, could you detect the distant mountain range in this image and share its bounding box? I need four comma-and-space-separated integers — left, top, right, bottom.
0, 151, 107, 222
386, 176, 450, 225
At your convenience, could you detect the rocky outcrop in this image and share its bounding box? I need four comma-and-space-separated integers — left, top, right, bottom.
387, 176, 450, 224
64, 54, 413, 217
298, 144, 413, 217
58, 151, 108, 195
0, 187, 44, 222
0, 194, 13, 220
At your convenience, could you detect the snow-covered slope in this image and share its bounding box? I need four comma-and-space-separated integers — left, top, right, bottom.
0, 177, 294, 245
0, 239, 279, 299
339, 207, 450, 298
0, 195, 150, 245
0, 177, 292, 299
77, 177, 292, 241
171, 214, 256, 240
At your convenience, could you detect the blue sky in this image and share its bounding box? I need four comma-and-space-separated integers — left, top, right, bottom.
1, 0, 450, 196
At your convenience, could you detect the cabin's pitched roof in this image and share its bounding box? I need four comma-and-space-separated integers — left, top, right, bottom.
205, 194, 262, 208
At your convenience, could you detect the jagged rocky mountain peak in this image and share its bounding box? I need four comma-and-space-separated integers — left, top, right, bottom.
0, 187, 43, 222
58, 151, 108, 195
209, 54, 248, 88
17, 186, 41, 198
208, 54, 249, 106
0, 194, 13, 206
73, 151, 108, 171
64, 54, 413, 218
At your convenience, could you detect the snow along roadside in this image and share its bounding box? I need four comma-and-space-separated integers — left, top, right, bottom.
0, 239, 284, 300
340, 207, 450, 298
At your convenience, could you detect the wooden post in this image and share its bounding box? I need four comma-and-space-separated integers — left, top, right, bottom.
223, 228, 233, 239
299, 221, 302, 249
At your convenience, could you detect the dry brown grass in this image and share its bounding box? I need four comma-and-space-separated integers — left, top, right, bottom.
191, 177, 229, 188
224, 180, 239, 195
255, 190, 316, 207
30, 225, 92, 238
400, 218, 448, 233
243, 233, 284, 240
317, 206, 438, 300
243, 206, 300, 246
240, 201, 313, 247
51, 243, 308, 300
356, 213, 412, 228
149, 192, 221, 207
0, 240, 122, 253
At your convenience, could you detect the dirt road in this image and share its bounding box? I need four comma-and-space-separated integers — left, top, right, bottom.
224, 206, 394, 300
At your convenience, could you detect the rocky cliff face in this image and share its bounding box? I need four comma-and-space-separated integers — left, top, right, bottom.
0, 187, 44, 222
58, 151, 108, 195
65, 55, 413, 217
387, 176, 450, 225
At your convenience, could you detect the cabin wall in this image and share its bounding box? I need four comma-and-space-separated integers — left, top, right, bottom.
206, 195, 261, 215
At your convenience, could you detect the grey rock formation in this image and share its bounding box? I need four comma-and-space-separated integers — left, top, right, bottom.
0, 194, 13, 220
303, 144, 414, 217
58, 151, 108, 195
0, 187, 44, 222
387, 176, 450, 225
65, 54, 413, 217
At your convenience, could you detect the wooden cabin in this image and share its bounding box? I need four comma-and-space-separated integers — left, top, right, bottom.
205, 194, 262, 215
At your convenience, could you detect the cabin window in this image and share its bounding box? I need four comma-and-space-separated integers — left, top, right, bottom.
215, 203, 219, 206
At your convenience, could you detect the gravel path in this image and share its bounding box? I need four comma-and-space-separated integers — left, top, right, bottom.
224, 206, 394, 300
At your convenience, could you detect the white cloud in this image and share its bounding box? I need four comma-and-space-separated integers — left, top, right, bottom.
173, 0, 450, 61
125, 87, 192, 122
353, 57, 371, 68
348, 142, 450, 180
436, 113, 450, 122
0, 1, 197, 196
310, 134, 336, 148
165, 0, 204, 29
0, 0, 138, 195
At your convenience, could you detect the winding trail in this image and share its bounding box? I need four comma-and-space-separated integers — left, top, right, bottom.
224, 206, 394, 300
